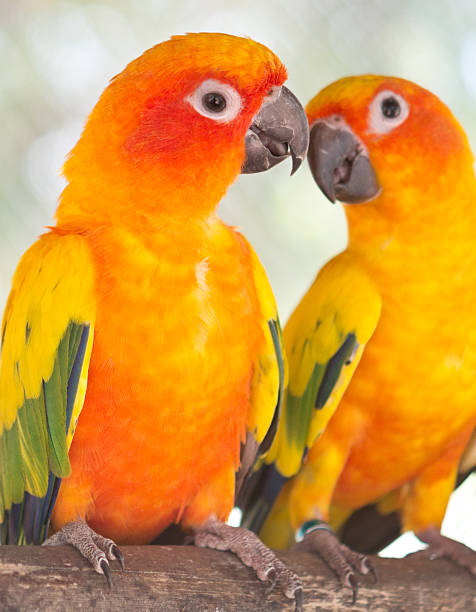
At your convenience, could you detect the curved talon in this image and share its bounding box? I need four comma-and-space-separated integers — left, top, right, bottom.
300, 525, 375, 602
112, 544, 125, 570
348, 573, 358, 605
194, 518, 302, 606
294, 586, 303, 612
100, 558, 113, 590
265, 568, 277, 594
43, 520, 124, 589
364, 559, 377, 583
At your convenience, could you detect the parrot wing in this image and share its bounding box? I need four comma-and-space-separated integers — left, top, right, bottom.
240, 251, 382, 531
0, 233, 95, 544
235, 240, 287, 499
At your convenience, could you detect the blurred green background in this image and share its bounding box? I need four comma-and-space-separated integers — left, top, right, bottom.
1, 0, 475, 555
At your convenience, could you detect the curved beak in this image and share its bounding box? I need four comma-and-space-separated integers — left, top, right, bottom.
308, 119, 380, 203
241, 86, 309, 175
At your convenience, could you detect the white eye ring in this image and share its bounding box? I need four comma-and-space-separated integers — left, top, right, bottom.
186, 79, 242, 123
368, 90, 409, 135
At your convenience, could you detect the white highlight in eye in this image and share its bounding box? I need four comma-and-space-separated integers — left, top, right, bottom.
367, 90, 409, 135
186, 79, 242, 123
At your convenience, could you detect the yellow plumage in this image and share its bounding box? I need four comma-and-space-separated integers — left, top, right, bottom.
0, 233, 95, 433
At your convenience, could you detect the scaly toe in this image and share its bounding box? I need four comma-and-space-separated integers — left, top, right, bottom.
43, 519, 123, 587
339, 542, 374, 578
416, 527, 476, 575
194, 518, 303, 606
299, 522, 375, 601
279, 566, 303, 601
91, 532, 125, 569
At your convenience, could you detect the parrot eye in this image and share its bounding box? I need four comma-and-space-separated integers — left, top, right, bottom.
381, 96, 400, 118
202, 93, 226, 113
186, 79, 242, 123
367, 90, 409, 135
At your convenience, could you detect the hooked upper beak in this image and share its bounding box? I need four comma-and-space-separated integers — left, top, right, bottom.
241, 86, 309, 175
308, 119, 380, 203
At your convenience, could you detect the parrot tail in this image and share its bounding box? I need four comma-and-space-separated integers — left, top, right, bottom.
237, 461, 288, 534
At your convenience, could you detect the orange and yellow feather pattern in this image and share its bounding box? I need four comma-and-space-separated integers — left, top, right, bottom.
0, 234, 95, 431
0, 33, 287, 546
256, 76, 476, 550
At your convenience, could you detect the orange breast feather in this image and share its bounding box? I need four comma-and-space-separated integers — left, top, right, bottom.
52, 220, 264, 543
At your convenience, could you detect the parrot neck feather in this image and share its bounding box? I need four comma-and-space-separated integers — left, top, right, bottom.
346, 173, 476, 274
55, 158, 237, 232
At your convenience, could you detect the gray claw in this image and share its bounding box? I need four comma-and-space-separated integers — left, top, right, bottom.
112, 544, 125, 570
100, 558, 113, 590
348, 573, 358, 606
195, 518, 302, 606
265, 568, 277, 595
364, 558, 377, 583
294, 586, 303, 612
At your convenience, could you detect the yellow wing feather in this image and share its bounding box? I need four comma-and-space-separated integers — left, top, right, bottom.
1, 233, 96, 432
267, 251, 382, 477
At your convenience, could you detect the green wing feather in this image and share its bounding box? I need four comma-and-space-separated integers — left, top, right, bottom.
0, 233, 95, 543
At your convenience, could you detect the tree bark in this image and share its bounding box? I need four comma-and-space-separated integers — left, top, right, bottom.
0, 544, 474, 611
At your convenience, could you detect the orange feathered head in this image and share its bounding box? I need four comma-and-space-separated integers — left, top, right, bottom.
305, 75, 474, 219
58, 33, 308, 227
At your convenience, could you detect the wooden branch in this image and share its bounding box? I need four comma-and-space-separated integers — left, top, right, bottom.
0, 545, 474, 610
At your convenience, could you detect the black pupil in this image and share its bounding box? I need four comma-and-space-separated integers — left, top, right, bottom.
203, 92, 226, 112
381, 96, 401, 119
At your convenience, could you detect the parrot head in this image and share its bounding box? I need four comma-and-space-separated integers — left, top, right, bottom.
305, 75, 474, 214
58, 33, 308, 226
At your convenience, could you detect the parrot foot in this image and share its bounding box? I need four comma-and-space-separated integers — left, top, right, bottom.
43, 519, 125, 588
194, 517, 303, 611
410, 526, 476, 575
294, 521, 376, 604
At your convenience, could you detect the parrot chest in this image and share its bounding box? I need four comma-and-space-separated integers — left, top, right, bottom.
57, 223, 262, 540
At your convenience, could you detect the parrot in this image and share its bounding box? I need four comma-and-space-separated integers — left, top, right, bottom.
240, 74, 476, 600
0, 32, 309, 606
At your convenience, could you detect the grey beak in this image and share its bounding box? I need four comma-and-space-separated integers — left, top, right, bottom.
241, 86, 309, 175
308, 120, 380, 203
